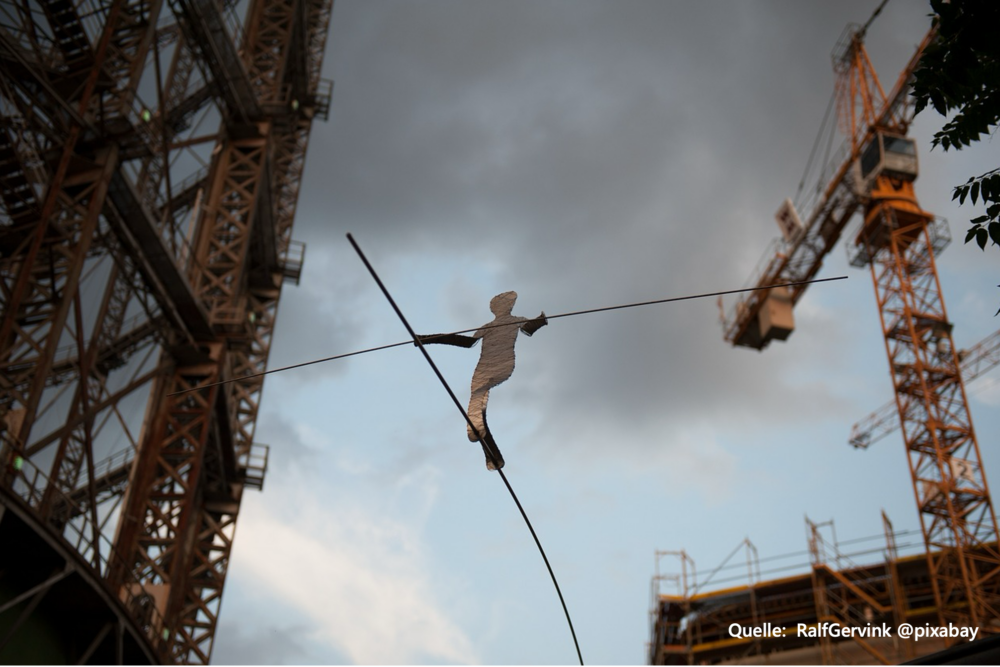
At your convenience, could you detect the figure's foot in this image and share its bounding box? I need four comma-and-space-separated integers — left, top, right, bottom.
481, 430, 504, 471
484, 453, 504, 470
467, 424, 481, 442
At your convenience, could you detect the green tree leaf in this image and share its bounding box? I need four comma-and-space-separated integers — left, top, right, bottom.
911, 0, 999, 311
989, 222, 1000, 247
989, 174, 1000, 198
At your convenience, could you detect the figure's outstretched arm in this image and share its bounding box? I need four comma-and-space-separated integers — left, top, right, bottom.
414, 333, 478, 348
520, 311, 548, 336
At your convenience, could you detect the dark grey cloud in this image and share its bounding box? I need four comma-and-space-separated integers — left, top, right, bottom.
264, 243, 370, 380
267, 0, 940, 475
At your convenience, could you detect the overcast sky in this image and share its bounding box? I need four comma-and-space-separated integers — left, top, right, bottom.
209, 1, 1000, 664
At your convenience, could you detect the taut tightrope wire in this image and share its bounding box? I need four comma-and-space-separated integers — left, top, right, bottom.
167, 271, 847, 396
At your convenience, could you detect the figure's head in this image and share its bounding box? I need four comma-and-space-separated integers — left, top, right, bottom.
490, 291, 517, 315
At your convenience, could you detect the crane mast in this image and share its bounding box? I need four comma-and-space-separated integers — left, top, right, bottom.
725, 23, 1000, 635
850, 327, 1000, 450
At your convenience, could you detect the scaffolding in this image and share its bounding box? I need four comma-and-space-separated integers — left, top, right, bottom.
647, 515, 984, 665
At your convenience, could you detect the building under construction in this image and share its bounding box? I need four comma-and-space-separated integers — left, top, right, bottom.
649, 516, 999, 665
650, 10, 1000, 666
0, 0, 332, 662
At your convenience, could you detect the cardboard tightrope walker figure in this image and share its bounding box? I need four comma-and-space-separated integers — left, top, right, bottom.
417, 291, 547, 470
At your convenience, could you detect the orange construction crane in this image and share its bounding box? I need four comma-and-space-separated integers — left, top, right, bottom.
721, 20, 1000, 636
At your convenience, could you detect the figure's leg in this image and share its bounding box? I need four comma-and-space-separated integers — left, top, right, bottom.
467, 388, 489, 441
480, 409, 504, 470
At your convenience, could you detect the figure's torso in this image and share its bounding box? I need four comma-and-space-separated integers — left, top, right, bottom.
474, 314, 526, 381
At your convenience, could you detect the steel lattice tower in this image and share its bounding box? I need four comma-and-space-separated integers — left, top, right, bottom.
0, 0, 333, 662
857, 176, 1000, 631
840, 25, 1000, 634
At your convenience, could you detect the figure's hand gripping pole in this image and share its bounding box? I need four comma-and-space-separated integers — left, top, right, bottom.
521, 311, 548, 336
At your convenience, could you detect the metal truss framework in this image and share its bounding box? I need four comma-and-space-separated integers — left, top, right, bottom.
836, 30, 1000, 634
838, 24, 1000, 638
850, 327, 1000, 450
0, 0, 333, 662
858, 193, 1000, 632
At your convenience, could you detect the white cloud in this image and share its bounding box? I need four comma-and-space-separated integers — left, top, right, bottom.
530, 414, 738, 504
969, 375, 1000, 408
233, 477, 478, 665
